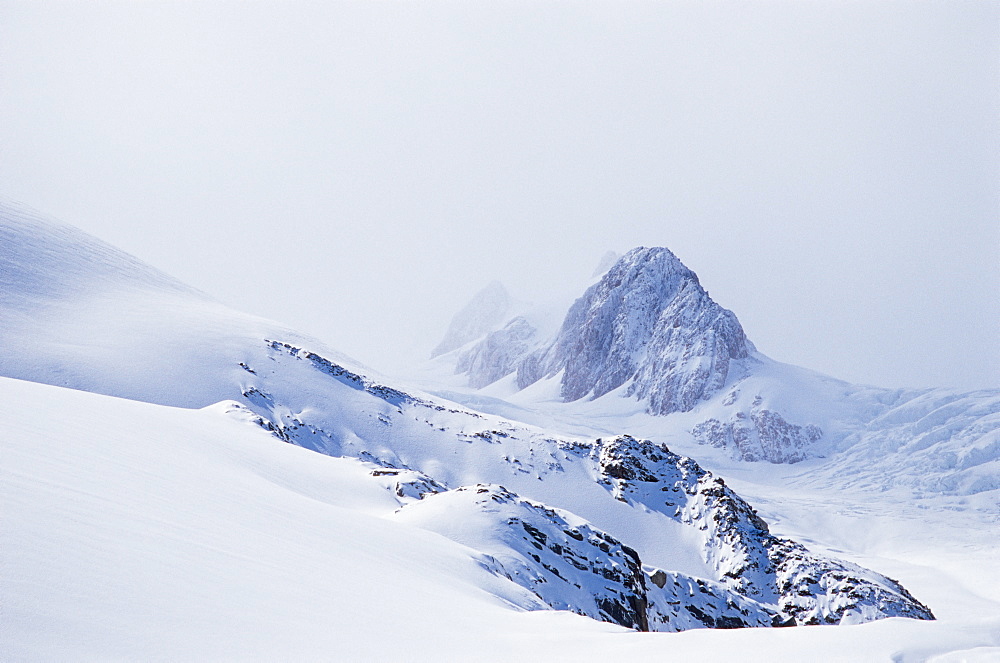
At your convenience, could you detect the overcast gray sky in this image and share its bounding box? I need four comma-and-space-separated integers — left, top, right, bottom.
1, 1, 997, 390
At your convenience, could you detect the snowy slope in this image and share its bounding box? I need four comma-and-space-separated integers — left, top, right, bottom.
0, 201, 340, 408
0, 376, 562, 660
4, 375, 998, 661
2, 203, 998, 659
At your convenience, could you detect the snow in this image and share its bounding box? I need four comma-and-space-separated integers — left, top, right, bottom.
3, 203, 1000, 660
0, 377, 544, 660
0, 202, 380, 409
4, 375, 999, 661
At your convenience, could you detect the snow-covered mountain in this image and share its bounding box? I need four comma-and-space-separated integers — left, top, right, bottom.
431, 280, 515, 358
4, 374, 987, 661
432, 247, 999, 479
444, 247, 749, 411
519, 247, 751, 413
3, 202, 998, 660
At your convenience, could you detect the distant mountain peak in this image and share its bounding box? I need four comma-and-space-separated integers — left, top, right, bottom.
529, 247, 751, 413
431, 281, 513, 358
591, 250, 620, 277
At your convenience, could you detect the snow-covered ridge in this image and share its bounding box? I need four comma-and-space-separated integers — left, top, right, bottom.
0, 201, 347, 408
229, 334, 932, 627
0, 201, 197, 304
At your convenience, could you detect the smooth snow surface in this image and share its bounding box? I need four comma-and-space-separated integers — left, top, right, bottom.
0, 202, 350, 408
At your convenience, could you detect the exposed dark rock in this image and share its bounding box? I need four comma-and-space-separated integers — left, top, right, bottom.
590, 434, 934, 625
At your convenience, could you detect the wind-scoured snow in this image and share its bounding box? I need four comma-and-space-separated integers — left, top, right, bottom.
0, 376, 556, 660
5, 375, 997, 661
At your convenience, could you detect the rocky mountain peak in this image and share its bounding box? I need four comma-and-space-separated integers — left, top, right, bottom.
517, 247, 752, 415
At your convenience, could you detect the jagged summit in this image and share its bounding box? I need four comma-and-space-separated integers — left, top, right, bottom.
451, 246, 752, 416
520, 247, 751, 413
437, 245, 999, 476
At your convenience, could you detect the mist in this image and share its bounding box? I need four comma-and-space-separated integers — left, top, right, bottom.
1, 0, 997, 390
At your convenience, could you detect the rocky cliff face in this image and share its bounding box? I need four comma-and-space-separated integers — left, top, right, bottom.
691, 406, 823, 464
392, 483, 778, 632
591, 435, 934, 625
442, 248, 832, 464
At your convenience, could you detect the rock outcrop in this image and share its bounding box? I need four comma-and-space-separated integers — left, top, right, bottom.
392, 483, 777, 632
590, 435, 934, 624
234, 339, 934, 630
691, 407, 823, 464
